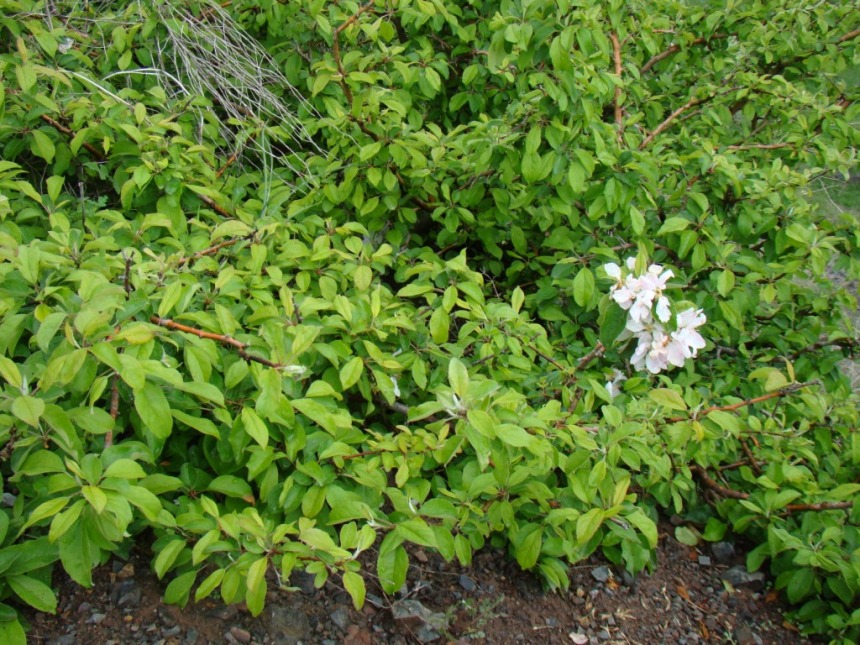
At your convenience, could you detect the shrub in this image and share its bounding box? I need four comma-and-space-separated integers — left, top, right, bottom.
0, 0, 858, 642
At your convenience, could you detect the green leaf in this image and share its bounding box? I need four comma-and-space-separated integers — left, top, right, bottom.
343, 570, 366, 610
208, 476, 254, 502
7, 575, 57, 613
24, 497, 70, 530
0, 356, 22, 389
573, 268, 595, 307
246, 556, 268, 594
134, 382, 173, 439
600, 302, 628, 347
576, 508, 604, 544
674, 525, 699, 546
354, 265, 372, 291
195, 568, 225, 602
656, 217, 690, 236
154, 539, 186, 579
11, 396, 44, 427
514, 524, 542, 569
448, 358, 469, 398
30, 130, 55, 163
164, 570, 196, 607
81, 486, 107, 514
429, 307, 450, 344
396, 519, 437, 549
495, 424, 534, 448
241, 407, 269, 448
648, 388, 687, 411
49, 499, 86, 542
103, 459, 146, 480
0, 617, 26, 645
339, 356, 364, 390
377, 541, 408, 595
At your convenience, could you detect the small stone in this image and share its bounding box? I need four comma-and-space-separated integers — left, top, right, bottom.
223, 632, 239, 645
597, 629, 611, 640
118, 588, 142, 608
117, 562, 135, 579
88, 613, 106, 625
590, 566, 611, 583
229, 627, 252, 643
78, 602, 92, 613
290, 570, 317, 595
545, 617, 559, 627
569, 633, 589, 645
697, 555, 712, 566
267, 605, 311, 643
458, 574, 477, 593
414, 624, 441, 643
183, 628, 198, 645
721, 566, 766, 590
605, 615, 616, 627
711, 541, 736, 563
733, 625, 759, 645
162, 626, 181, 638
329, 607, 350, 632
345, 624, 374, 645
2, 492, 16, 507
49, 635, 77, 645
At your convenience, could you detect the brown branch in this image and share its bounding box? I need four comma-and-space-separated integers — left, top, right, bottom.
692, 465, 748, 499
122, 251, 132, 299
641, 35, 728, 74
176, 234, 253, 266
667, 380, 820, 424
639, 96, 704, 149
106, 373, 120, 449
195, 193, 233, 219
838, 28, 860, 43
726, 142, 792, 151
693, 465, 853, 513
332, 1, 375, 105
739, 439, 760, 476
789, 337, 858, 360
575, 342, 605, 373
610, 32, 624, 145
150, 316, 281, 368
40, 114, 105, 160
784, 501, 854, 512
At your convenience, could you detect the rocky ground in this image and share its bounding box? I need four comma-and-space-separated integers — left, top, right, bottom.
22, 522, 812, 645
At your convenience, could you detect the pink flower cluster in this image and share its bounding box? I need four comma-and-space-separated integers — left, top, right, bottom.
605, 258, 706, 374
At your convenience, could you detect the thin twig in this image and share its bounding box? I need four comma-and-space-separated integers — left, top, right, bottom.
788, 337, 858, 360
195, 193, 234, 219
726, 142, 792, 151
150, 316, 281, 368
122, 251, 133, 298
106, 373, 120, 449
575, 342, 605, 373
332, 2, 376, 105
739, 439, 760, 476
667, 380, 820, 423
176, 234, 253, 266
40, 114, 105, 160
639, 96, 703, 149
610, 32, 624, 145
641, 35, 727, 73
693, 465, 853, 513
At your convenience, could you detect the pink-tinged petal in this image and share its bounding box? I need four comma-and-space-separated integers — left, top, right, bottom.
656, 296, 672, 323
604, 263, 622, 280
666, 340, 687, 367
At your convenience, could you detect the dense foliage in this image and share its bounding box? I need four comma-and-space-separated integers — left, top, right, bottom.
0, 0, 858, 642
